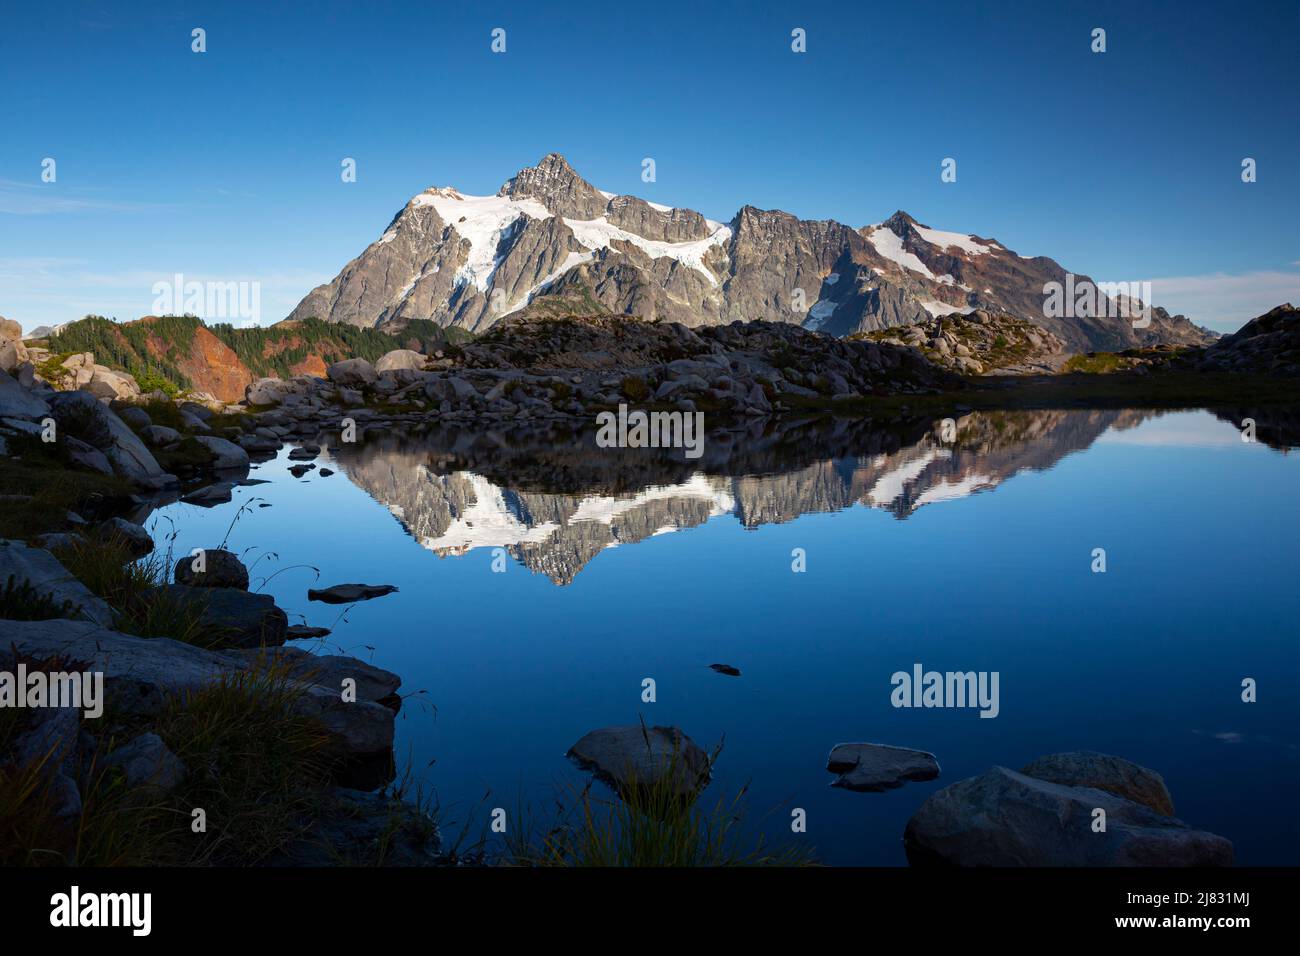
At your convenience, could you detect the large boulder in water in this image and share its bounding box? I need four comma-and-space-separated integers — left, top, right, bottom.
1019, 751, 1175, 816
903, 766, 1232, 866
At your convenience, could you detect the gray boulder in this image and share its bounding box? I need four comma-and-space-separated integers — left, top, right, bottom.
65, 436, 113, 475
141, 424, 181, 446
1019, 751, 1175, 816
374, 349, 426, 373
85, 367, 140, 401
327, 358, 378, 388
0, 539, 115, 625
903, 766, 1233, 867
98, 516, 153, 558
567, 724, 711, 801
0, 368, 49, 419
116, 405, 152, 430
47, 390, 171, 486
826, 742, 940, 792
194, 435, 250, 471
104, 732, 187, 794
173, 548, 249, 590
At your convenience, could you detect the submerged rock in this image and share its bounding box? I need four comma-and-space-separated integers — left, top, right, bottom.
903, 766, 1232, 866
307, 583, 399, 604
567, 724, 711, 801
708, 663, 741, 677
827, 742, 941, 792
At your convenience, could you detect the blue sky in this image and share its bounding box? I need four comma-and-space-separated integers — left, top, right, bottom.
2, 0, 1297, 332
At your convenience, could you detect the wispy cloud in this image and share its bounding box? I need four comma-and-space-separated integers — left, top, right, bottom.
0, 180, 175, 215
1151, 269, 1300, 332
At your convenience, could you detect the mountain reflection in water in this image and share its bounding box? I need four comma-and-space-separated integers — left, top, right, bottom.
321, 407, 1295, 585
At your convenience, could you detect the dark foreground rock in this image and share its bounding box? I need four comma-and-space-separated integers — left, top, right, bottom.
903, 766, 1232, 866
270, 788, 442, 866
158, 584, 287, 648
567, 724, 711, 801
1199, 303, 1299, 376
173, 548, 250, 590
826, 742, 940, 792
5, 619, 397, 769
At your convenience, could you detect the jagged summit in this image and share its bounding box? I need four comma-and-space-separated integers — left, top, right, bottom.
289, 155, 1214, 351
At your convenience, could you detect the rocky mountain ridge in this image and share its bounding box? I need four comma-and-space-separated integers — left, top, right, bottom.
290, 153, 1215, 352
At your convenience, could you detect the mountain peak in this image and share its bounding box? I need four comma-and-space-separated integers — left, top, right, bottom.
497, 153, 607, 218
882, 210, 919, 230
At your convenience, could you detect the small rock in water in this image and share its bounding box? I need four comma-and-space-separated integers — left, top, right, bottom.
257, 502, 273, 508
289, 463, 316, 478
319, 468, 334, 477
307, 583, 399, 604
709, 663, 741, 677
288, 445, 319, 461
182, 482, 234, 507
826, 742, 941, 792
286, 624, 332, 640
567, 724, 711, 802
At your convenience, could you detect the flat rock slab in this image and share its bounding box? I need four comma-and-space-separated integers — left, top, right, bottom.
1019, 751, 1175, 817
904, 767, 1233, 867
308, 583, 399, 604
567, 724, 711, 801
827, 742, 941, 792
0, 539, 115, 626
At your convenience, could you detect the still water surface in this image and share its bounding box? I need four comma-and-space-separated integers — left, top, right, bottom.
149, 408, 1300, 865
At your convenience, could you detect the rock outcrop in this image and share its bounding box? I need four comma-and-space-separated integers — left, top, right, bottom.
1199, 303, 1300, 376
904, 763, 1232, 866
857, 309, 1069, 375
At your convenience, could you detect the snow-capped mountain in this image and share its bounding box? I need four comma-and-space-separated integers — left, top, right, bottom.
290, 153, 1212, 352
